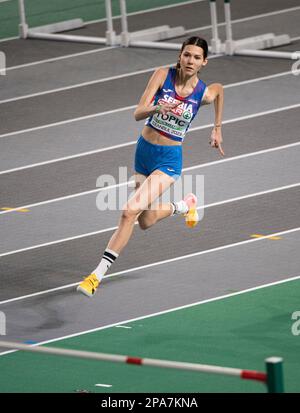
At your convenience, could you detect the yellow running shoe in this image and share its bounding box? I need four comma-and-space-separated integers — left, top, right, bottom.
184, 193, 199, 228
77, 273, 100, 297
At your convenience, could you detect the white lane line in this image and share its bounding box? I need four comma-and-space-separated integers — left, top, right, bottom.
0, 141, 136, 175
0, 182, 299, 258
200, 183, 300, 210
0, 55, 293, 105
5, 46, 117, 72
0, 69, 295, 139
1, 273, 299, 358
221, 5, 300, 25
4, 44, 222, 73
0, 104, 137, 139
1, 273, 299, 357
125, 4, 300, 25
185, 5, 300, 35
0, 225, 299, 307
102, 228, 300, 281
62, 0, 208, 26
3, 4, 299, 71
0, 141, 299, 215
1, 102, 299, 175
0, 63, 174, 105
222, 70, 293, 88
95, 384, 113, 388
0, 182, 131, 215
106, 0, 204, 19
185, 141, 300, 172
0, 224, 119, 258
1, 1, 299, 53
0, 35, 18, 42
114, 326, 132, 329
0, 0, 202, 46
4, 50, 221, 74
1, 138, 299, 214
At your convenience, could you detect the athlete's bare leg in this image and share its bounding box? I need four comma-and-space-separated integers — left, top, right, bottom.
107, 170, 175, 254
137, 173, 175, 230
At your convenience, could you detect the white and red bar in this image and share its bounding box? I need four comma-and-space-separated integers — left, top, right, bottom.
0, 340, 266, 384
127, 355, 267, 383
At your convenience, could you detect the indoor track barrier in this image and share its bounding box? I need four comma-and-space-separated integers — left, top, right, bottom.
0, 340, 284, 393
17, 0, 300, 60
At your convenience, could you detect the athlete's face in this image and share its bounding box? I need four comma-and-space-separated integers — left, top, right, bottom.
179, 45, 207, 75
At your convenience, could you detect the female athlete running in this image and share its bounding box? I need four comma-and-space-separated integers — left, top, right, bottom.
77, 36, 224, 297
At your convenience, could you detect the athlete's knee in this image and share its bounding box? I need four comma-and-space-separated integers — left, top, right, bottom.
121, 204, 139, 223
138, 216, 151, 230
138, 211, 156, 230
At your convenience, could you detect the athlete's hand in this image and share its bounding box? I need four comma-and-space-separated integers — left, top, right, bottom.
209, 127, 225, 156
157, 102, 181, 115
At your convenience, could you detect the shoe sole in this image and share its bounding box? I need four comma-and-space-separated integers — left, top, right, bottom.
184, 194, 199, 228
185, 208, 199, 228
77, 285, 95, 297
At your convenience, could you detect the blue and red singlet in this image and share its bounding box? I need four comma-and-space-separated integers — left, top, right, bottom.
145, 67, 207, 142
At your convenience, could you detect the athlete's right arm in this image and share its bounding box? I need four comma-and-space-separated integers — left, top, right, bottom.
134, 67, 179, 121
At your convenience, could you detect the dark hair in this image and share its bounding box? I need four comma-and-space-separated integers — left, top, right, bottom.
176, 36, 208, 72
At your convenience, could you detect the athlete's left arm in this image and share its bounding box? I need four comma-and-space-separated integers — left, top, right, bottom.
202, 83, 225, 156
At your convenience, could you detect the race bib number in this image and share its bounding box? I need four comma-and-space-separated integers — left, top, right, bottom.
149, 98, 193, 138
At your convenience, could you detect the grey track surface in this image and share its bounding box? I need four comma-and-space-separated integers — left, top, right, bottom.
1, 144, 299, 254
1, 229, 300, 344
2, 11, 300, 101
41, 0, 300, 44
3, 52, 296, 134
1, 80, 299, 172
1, 186, 299, 301
0, 0, 299, 350
1, 0, 299, 67
1, 107, 300, 207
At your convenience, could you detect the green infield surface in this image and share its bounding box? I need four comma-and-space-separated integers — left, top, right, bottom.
0, 278, 299, 393
0, 0, 192, 39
